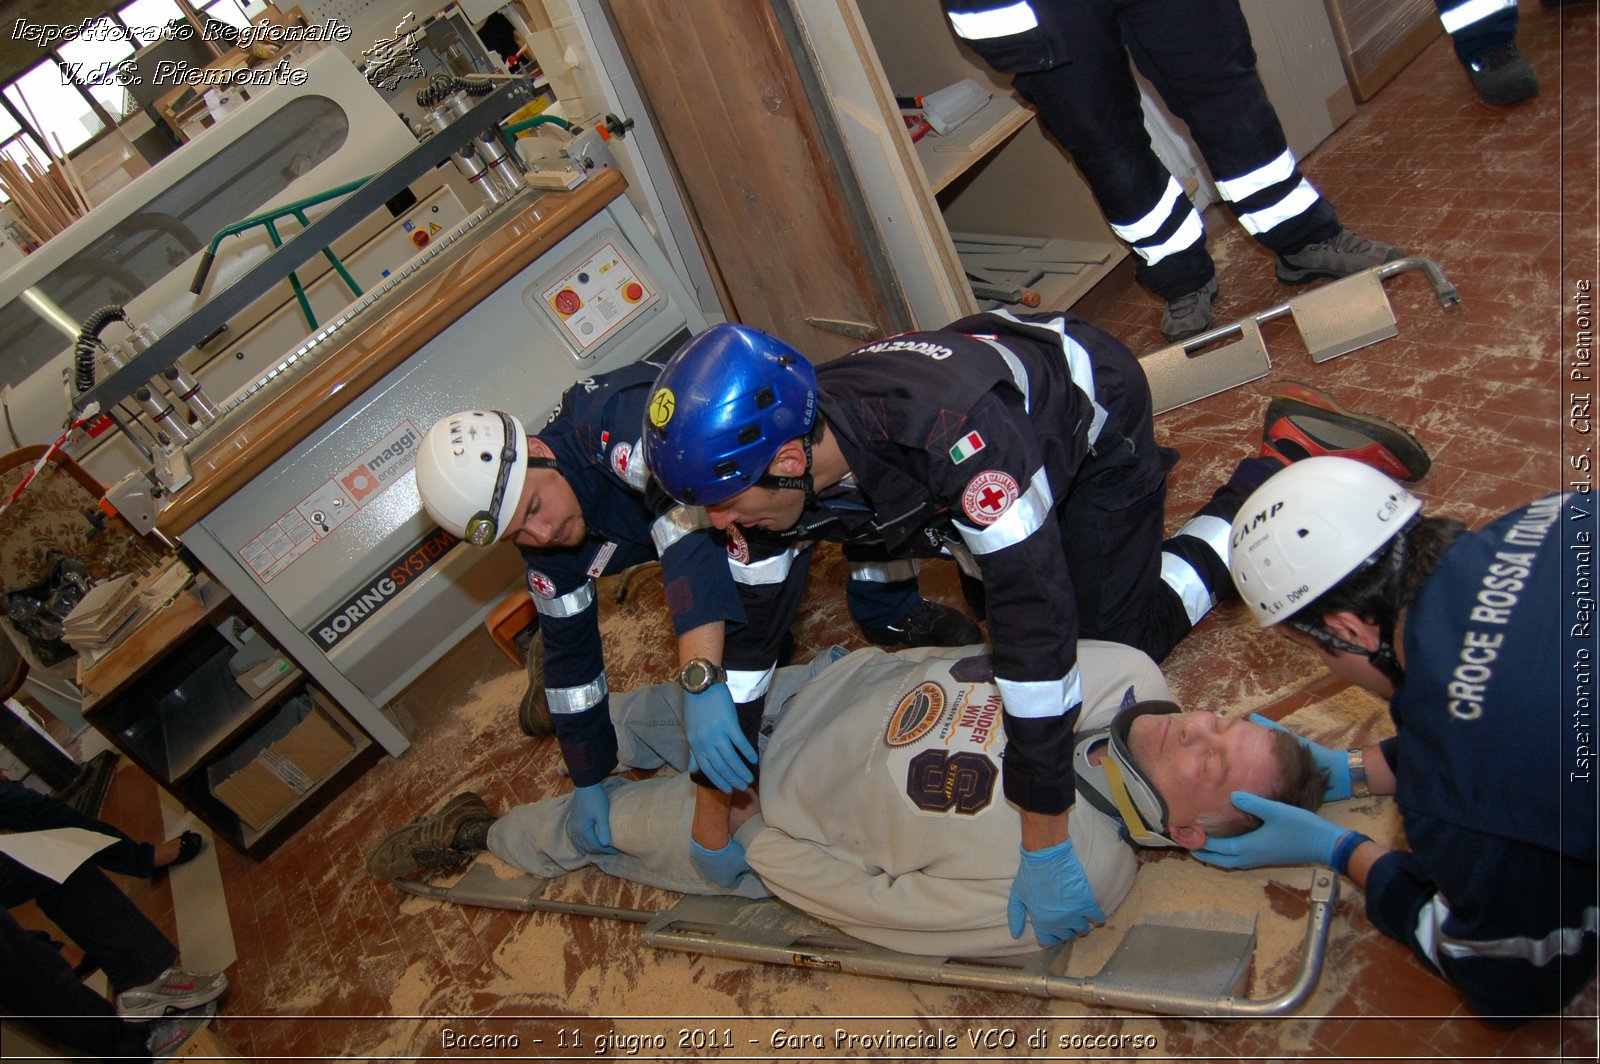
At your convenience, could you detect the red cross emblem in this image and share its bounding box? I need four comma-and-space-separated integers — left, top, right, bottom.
610, 441, 632, 478
961, 470, 1019, 527
527, 570, 557, 598
725, 525, 750, 565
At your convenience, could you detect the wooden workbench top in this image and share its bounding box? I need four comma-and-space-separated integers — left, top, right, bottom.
158, 169, 627, 537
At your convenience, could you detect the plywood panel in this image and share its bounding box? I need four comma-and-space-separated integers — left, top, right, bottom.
607, 0, 896, 359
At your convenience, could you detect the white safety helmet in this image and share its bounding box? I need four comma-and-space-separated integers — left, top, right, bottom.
415, 409, 529, 546
1229, 456, 1421, 627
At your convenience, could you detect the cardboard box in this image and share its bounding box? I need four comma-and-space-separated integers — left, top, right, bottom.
1322, 0, 1443, 102
171, 1023, 243, 1058
1241, 0, 1357, 160
211, 691, 356, 832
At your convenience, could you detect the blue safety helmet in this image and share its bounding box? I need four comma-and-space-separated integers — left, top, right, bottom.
642, 323, 818, 506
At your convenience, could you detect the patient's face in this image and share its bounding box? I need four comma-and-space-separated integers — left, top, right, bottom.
1124, 710, 1282, 847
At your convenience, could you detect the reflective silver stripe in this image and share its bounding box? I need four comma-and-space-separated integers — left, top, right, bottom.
988, 310, 1108, 444
1439, 0, 1517, 34
1215, 149, 1297, 203
946, 1, 1038, 39
547, 672, 608, 715
1160, 552, 1215, 626
948, 538, 983, 579
731, 548, 796, 586
1237, 178, 1320, 236
622, 436, 648, 489
957, 466, 1054, 555
1109, 176, 1186, 243
848, 558, 921, 583
652, 504, 709, 555
973, 336, 1032, 412
995, 665, 1083, 719
1174, 514, 1232, 567
727, 663, 775, 703
1128, 206, 1205, 265
533, 580, 596, 618
1416, 897, 1599, 967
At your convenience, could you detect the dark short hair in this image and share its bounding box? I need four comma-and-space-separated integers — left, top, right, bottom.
1301, 515, 1466, 629
1194, 730, 1326, 838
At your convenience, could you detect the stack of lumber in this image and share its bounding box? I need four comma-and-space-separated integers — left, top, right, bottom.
0, 141, 91, 246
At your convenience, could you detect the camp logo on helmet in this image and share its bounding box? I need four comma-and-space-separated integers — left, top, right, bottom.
527, 571, 557, 598
961, 470, 1019, 526
648, 387, 675, 428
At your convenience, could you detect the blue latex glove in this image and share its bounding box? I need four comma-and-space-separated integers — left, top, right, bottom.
1250, 714, 1351, 801
1195, 791, 1368, 872
689, 836, 753, 890
1006, 840, 1106, 946
565, 783, 617, 855
684, 683, 755, 793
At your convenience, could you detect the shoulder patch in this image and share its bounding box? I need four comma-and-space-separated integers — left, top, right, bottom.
725, 525, 751, 565
609, 441, 633, 479
961, 470, 1019, 526
948, 429, 986, 464
527, 570, 557, 598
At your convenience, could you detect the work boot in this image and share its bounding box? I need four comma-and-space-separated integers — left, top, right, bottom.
1467, 44, 1539, 106
116, 966, 228, 1022
517, 629, 552, 738
1261, 382, 1431, 481
366, 792, 495, 880
1160, 278, 1219, 343
1275, 228, 1405, 285
861, 599, 982, 648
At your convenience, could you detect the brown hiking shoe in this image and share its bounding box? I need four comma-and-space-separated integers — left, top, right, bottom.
366, 792, 493, 880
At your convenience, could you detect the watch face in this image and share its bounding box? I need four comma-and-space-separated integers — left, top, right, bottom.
681, 659, 721, 692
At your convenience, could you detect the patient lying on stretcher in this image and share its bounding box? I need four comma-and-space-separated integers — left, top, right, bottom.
367, 641, 1324, 957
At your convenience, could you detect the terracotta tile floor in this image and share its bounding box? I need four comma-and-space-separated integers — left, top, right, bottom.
14, 2, 1597, 1059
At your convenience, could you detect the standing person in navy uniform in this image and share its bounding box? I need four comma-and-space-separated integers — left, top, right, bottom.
1210, 457, 1597, 1017
405, 359, 977, 877
938, 0, 1405, 341
641, 317, 1431, 945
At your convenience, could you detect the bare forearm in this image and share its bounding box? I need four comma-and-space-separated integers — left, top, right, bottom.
1020, 809, 1069, 851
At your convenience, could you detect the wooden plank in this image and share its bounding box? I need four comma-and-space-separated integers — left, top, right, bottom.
607, 0, 897, 359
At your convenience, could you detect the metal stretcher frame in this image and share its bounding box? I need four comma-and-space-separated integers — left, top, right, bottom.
1140, 256, 1462, 415
395, 864, 1339, 1017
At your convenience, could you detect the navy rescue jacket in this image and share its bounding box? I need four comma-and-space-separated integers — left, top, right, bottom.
520, 359, 744, 787
735, 310, 1168, 814
1366, 494, 1597, 1014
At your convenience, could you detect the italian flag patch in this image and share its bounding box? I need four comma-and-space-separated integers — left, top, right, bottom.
949, 431, 986, 464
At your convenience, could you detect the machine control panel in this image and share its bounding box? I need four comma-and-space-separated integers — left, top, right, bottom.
531, 236, 661, 354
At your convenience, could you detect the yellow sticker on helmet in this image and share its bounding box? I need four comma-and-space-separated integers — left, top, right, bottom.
648, 388, 676, 427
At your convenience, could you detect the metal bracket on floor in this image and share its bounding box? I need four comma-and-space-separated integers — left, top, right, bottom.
1142, 256, 1461, 415
395, 863, 1338, 1017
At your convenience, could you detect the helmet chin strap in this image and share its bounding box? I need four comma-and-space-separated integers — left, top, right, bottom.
755, 430, 816, 499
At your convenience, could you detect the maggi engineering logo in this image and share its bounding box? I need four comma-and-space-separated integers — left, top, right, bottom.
342, 426, 420, 505
885, 681, 946, 747
342, 467, 380, 504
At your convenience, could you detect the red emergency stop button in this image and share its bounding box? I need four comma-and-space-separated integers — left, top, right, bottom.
411, 229, 429, 248
554, 288, 582, 316
623, 281, 645, 303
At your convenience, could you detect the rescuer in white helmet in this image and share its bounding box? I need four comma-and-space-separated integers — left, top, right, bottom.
1204, 456, 1596, 1017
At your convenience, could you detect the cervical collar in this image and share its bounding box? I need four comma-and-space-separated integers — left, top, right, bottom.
1074, 701, 1182, 848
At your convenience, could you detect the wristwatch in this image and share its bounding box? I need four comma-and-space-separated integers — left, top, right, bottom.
1347, 747, 1370, 798
677, 658, 726, 694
